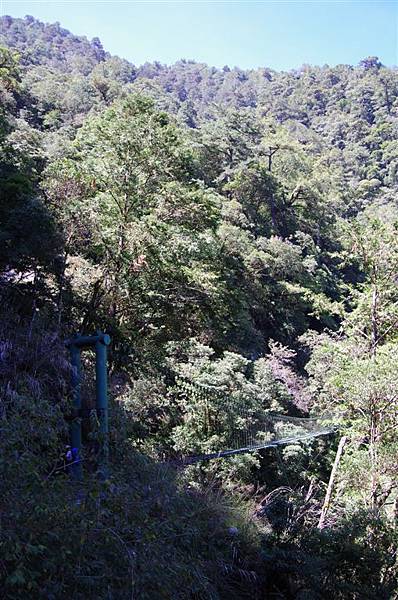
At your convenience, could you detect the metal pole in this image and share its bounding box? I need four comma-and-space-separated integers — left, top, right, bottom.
95, 333, 110, 479
70, 343, 83, 480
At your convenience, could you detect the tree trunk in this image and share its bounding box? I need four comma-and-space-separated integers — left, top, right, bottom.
371, 285, 379, 357
369, 413, 379, 512
318, 436, 348, 530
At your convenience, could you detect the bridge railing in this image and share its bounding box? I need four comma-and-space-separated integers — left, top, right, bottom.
174, 378, 335, 463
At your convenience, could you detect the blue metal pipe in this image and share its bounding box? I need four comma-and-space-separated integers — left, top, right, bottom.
66, 333, 111, 349
67, 331, 110, 479
95, 335, 109, 479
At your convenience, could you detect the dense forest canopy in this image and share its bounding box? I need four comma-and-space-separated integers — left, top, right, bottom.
1, 15, 398, 599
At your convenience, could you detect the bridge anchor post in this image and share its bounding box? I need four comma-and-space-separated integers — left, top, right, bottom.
66, 331, 111, 480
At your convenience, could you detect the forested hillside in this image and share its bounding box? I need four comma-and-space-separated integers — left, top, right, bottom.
1, 15, 398, 599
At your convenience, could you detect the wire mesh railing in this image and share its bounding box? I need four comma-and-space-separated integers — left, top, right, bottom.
174, 378, 335, 463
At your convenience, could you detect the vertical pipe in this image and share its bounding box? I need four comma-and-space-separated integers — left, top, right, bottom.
70, 343, 83, 480
95, 335, 109, 479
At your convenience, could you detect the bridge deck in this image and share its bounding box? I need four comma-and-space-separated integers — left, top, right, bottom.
181, 427, 335, 465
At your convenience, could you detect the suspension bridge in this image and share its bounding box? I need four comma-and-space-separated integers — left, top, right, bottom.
174, 378, 336, 465
66, 333, 336, 477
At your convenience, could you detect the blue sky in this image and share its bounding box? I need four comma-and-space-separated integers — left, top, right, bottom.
1, 1, 397, 70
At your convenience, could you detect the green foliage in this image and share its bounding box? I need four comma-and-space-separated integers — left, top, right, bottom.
44, 95, 226, 359
0, 46, 61, 281
1, 14, 398, 599
261, 508, 397, 599
0, 309, 262, 600
305, 212, 398, 518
